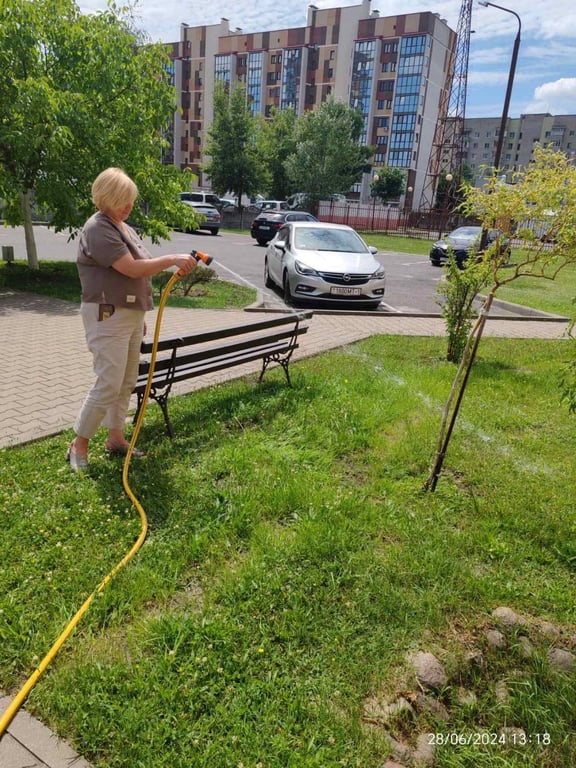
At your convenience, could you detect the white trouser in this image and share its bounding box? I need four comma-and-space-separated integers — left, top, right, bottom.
75, 303, 145, 439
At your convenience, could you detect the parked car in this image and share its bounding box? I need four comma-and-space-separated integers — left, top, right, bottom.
180, 191, 222, 208
264, 221, 386, 309
258, 200, 289, 212
181, 200, 221, 235
429, 226, 511, 267
250, 210, 317, 246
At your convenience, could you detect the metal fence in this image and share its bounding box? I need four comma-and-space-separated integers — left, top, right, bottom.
317, 201, 473, 240
220, 203, 473, 241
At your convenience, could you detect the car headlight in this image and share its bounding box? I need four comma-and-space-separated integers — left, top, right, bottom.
294, 260, 317, 276
372, 267, 385, 279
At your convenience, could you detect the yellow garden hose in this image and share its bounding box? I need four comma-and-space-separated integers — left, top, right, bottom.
0, 252, 212, 738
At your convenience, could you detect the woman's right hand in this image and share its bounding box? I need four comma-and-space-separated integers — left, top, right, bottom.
173, 253, 197, 274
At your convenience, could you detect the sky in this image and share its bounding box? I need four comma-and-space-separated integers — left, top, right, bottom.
79, 0, 576, 119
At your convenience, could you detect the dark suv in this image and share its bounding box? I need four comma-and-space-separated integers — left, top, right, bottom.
250, 211, 317, 246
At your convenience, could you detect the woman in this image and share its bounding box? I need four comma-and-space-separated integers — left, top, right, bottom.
67, 167, 197, 472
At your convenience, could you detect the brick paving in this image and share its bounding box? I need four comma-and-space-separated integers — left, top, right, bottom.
0, 289, 570, 766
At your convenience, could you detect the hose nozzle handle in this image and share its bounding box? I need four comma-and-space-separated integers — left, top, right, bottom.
177, 250, 214, 276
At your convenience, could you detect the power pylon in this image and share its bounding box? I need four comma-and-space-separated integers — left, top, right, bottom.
419, 0, 473, 210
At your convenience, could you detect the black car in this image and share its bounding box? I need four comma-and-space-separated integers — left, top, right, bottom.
429, 226, 511, 267
250, 211, 317, 246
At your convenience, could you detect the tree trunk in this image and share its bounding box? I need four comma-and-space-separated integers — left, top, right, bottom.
21, 190, 39, 270
423, 290, 495, 491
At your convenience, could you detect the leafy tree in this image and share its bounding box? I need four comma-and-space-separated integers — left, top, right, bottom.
425, 146, 576, 490
284, 100, 372, 209
437, 251, 490, 363
257, 107, 298, 200
202, 81, 268, 210
0, 0, 197, 268
370, 166, 405, 203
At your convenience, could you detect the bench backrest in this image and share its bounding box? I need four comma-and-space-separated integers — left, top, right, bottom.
135, 311, 311, 391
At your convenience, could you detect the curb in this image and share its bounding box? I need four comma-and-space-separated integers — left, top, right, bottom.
246, 292, 569, 322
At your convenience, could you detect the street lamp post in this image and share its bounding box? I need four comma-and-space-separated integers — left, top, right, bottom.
371, 173, 379, 230
478, 2, 521, 176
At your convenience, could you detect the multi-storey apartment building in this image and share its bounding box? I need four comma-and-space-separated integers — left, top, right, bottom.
463, 113, 576, 186
167, 0, 456, 205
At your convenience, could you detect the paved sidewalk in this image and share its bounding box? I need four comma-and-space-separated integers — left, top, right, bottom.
0, 289, 570, 767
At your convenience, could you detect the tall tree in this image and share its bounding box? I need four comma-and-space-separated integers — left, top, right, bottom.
202, 81, 268, 209
284, 100, 372, 208
0, 0, 194, 268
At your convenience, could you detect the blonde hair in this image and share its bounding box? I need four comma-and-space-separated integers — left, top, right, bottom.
91, 167, 138, 213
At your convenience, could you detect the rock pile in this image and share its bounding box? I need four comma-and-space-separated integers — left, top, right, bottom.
362, 606, 575, 767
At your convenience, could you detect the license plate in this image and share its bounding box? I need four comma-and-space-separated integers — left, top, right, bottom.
259, 225, 271, 230
331, 286, 361, 296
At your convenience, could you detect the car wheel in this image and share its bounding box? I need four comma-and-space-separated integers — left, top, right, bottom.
282, 271, 293, 306
257, 238, 268, 246
264, 258, 274, 288
210, 229, 219, 236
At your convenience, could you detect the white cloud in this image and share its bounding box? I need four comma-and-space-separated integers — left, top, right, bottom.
526, 78, 576, 114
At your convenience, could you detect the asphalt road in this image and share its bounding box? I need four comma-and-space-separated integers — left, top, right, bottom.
1, 224, 449, 314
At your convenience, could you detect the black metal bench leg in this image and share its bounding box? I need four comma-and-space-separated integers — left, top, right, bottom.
154, 395, 174, 439
260, 354, 292, 386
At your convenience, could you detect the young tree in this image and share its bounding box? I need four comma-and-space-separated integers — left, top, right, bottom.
0, 0, 194, 268
424, 146, 576, 491
202, 81, 268, 210
284, 100, 373, 209
257, 106, 298, 201
370, 166, 405, 204
437, 252, 491, 363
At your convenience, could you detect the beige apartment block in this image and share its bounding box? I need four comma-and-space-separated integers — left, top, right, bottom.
168, 0, 456, 205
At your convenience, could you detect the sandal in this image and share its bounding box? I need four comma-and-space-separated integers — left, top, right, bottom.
66, 442, 89, 473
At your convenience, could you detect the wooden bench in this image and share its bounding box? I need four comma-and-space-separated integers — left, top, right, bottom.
133, 311, 312, 437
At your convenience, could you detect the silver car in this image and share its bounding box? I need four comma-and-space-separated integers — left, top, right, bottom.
182, 200, 221, 235
264, 222, 386, 309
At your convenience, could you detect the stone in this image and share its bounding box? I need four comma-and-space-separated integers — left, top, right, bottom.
486, 629, 506, 649
411, 652, 447, 690
518, 636, 533, 658
538, 621, 561, 639
457, 688, 478, 707
415, 692, 450, 721
492, 606, 528, 627
548, 647, 575, 673
500, 727, 526, 745
413, 732, 436, 765
364, 695, 414, 724
495, 680, 510, 704
385, 734, 412, 762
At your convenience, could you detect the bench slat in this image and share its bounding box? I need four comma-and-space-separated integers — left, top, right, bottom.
141, 311, 312, 353
133, 311, 311, 437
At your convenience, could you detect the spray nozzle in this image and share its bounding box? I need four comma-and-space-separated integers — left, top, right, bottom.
177, 250, 213, 276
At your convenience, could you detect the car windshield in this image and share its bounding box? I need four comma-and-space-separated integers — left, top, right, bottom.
448, 227, 481, 239
294, 227, 368, 253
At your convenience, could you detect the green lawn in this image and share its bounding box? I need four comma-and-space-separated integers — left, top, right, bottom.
493, 261, 576, 318
1, 335, 575, 767
0, 260, 257, 309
